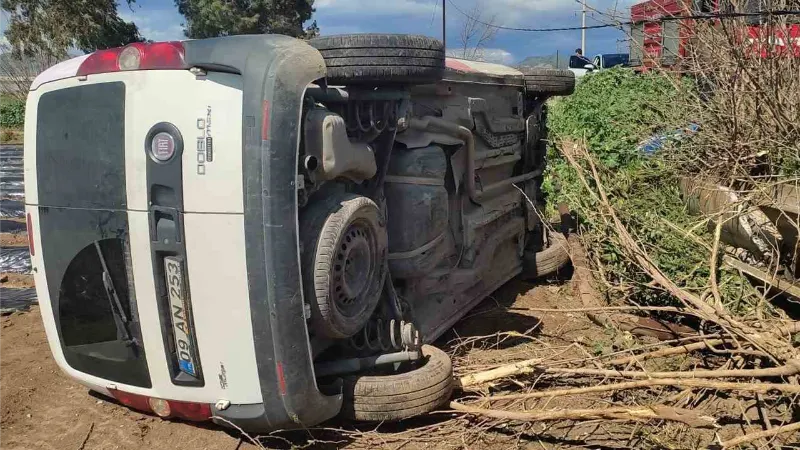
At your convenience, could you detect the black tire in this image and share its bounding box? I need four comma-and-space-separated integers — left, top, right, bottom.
522, 231, 571, 278
521, 68, 575, 96
310, 34, 445, 85
300, 194, 388, 339
340, 345, 454, 421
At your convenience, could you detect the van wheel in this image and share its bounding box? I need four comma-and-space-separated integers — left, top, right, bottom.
340, 345, 454, 421
310, 34, 445, 85
521, 68, 575, 96
521, 231, 571, 278
300, 194, 388, 339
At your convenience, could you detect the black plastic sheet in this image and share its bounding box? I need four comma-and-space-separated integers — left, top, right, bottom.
0, 247, 31, 273
0, 288, 37, 313
0, 220, 27, 233
0, 145, 25, 214
0, 200, 24, 218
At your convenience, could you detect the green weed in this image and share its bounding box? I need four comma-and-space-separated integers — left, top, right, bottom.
546, 69, 764, 316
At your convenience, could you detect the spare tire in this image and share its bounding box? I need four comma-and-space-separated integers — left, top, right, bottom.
300, 194, 388, 339
521, 68, 575, 96
340, 345, 453, 421
310, 34, 445, 85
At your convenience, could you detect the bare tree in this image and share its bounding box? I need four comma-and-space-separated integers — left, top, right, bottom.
455, 1, 498, 61
0, 43, 62, 102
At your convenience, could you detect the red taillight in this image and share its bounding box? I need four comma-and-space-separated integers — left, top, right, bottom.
77, 48, 122, 76
77, 42, 186, 76
26, 212, 34, 256
168, 400, 212, 422
109, 389, 151, 413
108, 389, 212, 422
140, 42, 185, 70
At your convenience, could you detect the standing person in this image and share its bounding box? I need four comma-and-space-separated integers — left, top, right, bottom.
570, 48, 592, 68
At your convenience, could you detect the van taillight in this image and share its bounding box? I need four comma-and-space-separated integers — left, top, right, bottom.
26, 213, 34, 256
108, 389, 212, 422
77, 42, 186, 77
109, 389, 151, 413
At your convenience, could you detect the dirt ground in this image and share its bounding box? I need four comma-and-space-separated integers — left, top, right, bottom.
1, 275, 789, 449
0, 276, 602, 450
0, 233, 27, 248
0, 273, 35, 289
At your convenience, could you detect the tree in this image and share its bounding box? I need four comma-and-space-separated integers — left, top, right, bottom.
175, 0, 317, 39
0, 43, 63, 102
455, 1, 498, 61
1, 0, 143, 58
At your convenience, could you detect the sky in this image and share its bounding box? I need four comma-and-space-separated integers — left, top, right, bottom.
4, 0, 638, 64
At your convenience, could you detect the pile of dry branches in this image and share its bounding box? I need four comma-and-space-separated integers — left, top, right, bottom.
442, 140, 800, 449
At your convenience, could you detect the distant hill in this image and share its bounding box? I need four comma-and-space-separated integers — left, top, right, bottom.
516, 54, 568, 70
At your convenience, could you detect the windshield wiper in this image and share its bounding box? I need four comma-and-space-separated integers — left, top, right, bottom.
94, 241, 135, 345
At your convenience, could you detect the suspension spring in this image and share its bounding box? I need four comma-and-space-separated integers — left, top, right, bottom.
342, 100, 399, 139
349, 318, 420, 352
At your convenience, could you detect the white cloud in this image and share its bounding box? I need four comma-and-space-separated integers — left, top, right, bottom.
119, 8, 185, 42
480, 47, 515, 64
447, 47, 515, 64
450, 0, 640, 28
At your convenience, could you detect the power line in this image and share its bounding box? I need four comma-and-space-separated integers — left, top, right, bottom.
445, 0, 800, 33
428, 0, 439, 29
445, 0, 619, 32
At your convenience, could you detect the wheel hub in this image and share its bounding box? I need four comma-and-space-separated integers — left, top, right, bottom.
333, 224, 373, 315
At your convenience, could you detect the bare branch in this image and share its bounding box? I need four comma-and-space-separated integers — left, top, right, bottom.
454, 1, 498, 61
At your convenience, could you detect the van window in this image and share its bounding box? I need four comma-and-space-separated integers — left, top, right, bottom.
603, 54, 630, 68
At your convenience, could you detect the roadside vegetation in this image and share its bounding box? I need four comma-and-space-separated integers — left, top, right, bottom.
547, 68, 769, 316
529, 4, 800, 446
0, 94, 25, 144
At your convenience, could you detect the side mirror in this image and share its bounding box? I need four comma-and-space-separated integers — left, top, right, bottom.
584, 63, 595, 70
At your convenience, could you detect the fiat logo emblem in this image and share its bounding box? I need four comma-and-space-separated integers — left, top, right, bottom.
151, 132, 176, 162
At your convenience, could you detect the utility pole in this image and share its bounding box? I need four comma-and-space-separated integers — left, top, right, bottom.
581, 0, 587, 54
442, 0, 446, 49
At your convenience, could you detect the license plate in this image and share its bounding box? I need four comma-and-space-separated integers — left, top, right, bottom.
164, 256, 199, 377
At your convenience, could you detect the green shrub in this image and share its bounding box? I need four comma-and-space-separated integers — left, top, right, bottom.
548, 68, 690, 169
546, 69, 764, 315
0, 98, 25, 127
